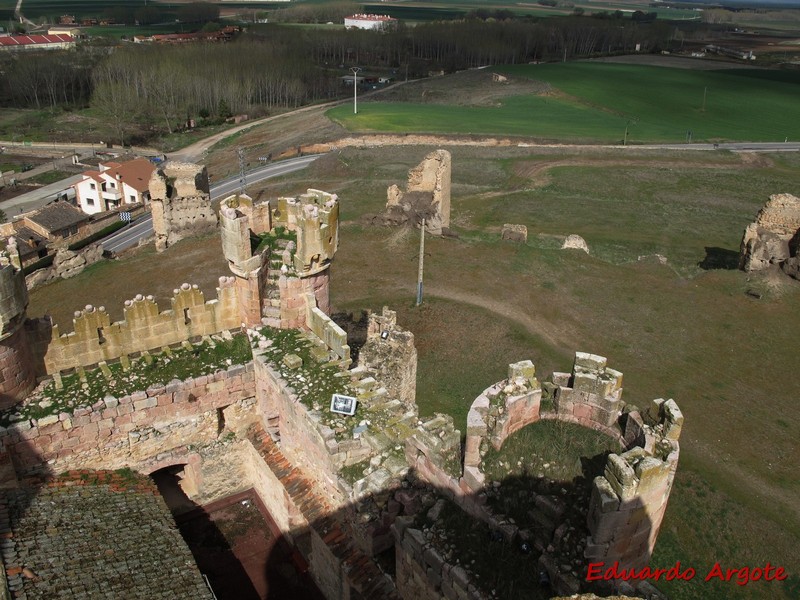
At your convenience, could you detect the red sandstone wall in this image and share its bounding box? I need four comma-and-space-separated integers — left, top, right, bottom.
0, 364, 256, 476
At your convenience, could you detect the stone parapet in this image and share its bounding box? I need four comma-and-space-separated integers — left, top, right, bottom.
0, 363, 257, 477
30, 280, 240, 375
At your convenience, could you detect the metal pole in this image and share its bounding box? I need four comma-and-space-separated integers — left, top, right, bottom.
350, 67, 361, 114
416, 218, 425, 306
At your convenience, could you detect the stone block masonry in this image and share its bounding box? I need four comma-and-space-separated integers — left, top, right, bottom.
407, 352, 681, 596
382, 150, 452, 235
247, 423, 400, 600
27, 280, 241, 376
394, 521, 487, 600
0, 252, 35, 407
150, 161, 218, 253
0, 363, 257, 478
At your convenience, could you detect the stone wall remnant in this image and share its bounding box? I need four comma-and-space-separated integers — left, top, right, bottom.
501, 223, 527, 243
28, 280, 240, 375
739, 193, 800, 276
359, 307, 417, 406
562, 234, 590, 253
25, 243, 105, 290
149, 162, 217, 252
381, 150, 451, 235
0, 243, 36, 407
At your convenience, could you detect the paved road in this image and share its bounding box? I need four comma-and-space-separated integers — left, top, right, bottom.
102, 154, 323, 253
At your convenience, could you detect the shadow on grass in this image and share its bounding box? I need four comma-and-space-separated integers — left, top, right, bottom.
698, 246, 740, 271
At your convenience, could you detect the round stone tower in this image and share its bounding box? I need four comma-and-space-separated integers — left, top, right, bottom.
0, 240, 35, 409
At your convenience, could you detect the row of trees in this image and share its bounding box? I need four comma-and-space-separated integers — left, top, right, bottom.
1, 16, 677, 144
294, 18, 670, 71
91, 41, 337, 146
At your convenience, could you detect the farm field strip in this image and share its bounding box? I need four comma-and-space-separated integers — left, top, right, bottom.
330, 63, 800, 144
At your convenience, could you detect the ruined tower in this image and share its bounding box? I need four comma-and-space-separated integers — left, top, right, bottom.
383, 150, 451, 235
149, 162, 218, 252
219, 189, 339, 328
0, 240, 36, 408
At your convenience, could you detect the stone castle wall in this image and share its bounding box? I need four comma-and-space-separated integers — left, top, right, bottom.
305, 297, 351, 362
0, 363, 256, 479
27, 280, 241, 376
393, 519, 487, 600
0, 255, 35, 407
404, 352, 681, 596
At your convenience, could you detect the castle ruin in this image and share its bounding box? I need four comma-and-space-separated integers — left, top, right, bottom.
150, 161, 218, 252
380, 150, 452, 235
0, 178, 680, 599
739, 192, 800, 278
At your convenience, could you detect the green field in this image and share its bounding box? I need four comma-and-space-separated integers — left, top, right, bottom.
329, 63, 800, 143
363, 0, 701, 21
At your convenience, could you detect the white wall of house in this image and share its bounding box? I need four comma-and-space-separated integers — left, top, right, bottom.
73, 169, 150, 215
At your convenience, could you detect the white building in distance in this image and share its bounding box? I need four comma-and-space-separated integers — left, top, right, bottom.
344, 14, 398, 31
72, 158, 155, 215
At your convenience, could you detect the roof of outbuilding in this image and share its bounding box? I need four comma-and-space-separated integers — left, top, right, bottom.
27, 202, 89, 233
0, 34, 74, 46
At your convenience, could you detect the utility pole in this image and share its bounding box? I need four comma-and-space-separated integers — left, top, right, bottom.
237, 147, 246, 194
350, 66, 361, 115
416, 218, 425, 306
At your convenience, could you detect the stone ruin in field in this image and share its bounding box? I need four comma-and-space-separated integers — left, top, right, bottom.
150, 161, 218, 252
739, 193, 800, 279
0, 160, 680, 600
377, 150, 451, 235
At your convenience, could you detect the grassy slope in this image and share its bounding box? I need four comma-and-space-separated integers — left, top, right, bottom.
329, 64, 800, 143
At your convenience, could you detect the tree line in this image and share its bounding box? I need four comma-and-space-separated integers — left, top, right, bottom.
0, 16, 678, 144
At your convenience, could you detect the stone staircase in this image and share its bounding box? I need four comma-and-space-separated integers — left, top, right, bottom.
262, 240, 292, 328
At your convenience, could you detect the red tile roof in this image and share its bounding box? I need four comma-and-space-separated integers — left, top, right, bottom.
0, 34, 74, 47
103, 158, 155, 194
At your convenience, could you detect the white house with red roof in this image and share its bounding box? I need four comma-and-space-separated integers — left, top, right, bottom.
72, 158, 155, 215
0, 34, 76, 51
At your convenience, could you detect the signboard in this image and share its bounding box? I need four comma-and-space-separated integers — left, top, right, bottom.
119, 211, 131, 222
330, 394, 357, 416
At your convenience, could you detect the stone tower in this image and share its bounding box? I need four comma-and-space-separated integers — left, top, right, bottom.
219, 189, 339, 328
0, 239, 36, 408
149, 162, 218, 253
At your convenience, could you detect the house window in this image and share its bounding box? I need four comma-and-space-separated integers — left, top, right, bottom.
130, 195, 136, 203
110, 182, 115, 188
87, 198, 95, 206
90, 183, 96, 190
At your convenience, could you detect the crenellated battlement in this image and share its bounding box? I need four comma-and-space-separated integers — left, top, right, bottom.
34, 280, 240, 375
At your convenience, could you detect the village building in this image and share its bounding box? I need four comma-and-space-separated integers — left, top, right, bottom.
72, 158, 155, 215
0, 34, 76, 51
344, 13, 398, 30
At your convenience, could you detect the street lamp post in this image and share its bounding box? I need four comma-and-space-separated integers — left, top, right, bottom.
350, 67, 361, 115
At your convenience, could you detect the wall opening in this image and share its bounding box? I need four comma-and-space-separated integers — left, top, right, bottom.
217, 406, 230, 436
183, 307, 191, 325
